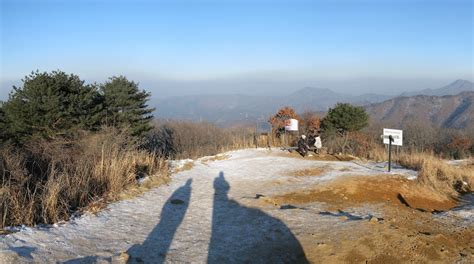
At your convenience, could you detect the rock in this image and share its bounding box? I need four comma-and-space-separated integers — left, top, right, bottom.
369, 216, 379, 224
280, 204, 299, 210
170, 199, 185, 205
255, 194, 265, 199
397, 193, 411, 208
111, 252, 130, 264
137, 176, 150, 185
339, 216, 349, 221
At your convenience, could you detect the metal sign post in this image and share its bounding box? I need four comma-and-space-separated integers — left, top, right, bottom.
388, 135, 393, 172
382, 128, 403, 172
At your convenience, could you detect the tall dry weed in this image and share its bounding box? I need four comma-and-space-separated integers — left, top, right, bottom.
0, 128, 167, 228
397, 153, 473, 196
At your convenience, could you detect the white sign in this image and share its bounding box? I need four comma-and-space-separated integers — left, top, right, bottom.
383, 128, 403, 146
284, 119, 298, 131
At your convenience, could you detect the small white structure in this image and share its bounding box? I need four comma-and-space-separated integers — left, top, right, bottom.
284, 119, 298, 131
382, 128, 403, 146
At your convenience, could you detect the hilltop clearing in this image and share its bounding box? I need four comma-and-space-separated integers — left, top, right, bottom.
1, 149, 472, 263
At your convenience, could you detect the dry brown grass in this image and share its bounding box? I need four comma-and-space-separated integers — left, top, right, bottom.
200, 154, 230, 165
353, 141, 473, 198
174, 161, 195, 173
116, 175, 170, 202
461, 159, 474, 169
365, 146, 388, 162
288, 166, 328, 177
396, 152, 474, 196
0, 129, 168, 228
339, 167, 352, 172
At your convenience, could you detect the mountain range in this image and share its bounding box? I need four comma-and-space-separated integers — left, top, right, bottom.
153, 79, 473, 127
400, 79, 473, 97
365, 91, 474, 130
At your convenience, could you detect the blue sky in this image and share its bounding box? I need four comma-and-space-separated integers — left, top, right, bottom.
1, 0, 473, 98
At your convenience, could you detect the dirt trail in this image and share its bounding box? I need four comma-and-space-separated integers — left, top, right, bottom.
0, 149, 472, 263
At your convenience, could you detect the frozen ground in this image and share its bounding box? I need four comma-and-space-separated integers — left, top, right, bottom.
0, 149, 469, 263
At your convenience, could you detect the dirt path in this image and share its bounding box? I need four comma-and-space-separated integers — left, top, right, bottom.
0, 149, 472, 263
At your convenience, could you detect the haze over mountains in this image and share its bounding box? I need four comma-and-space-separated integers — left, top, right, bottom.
400, 79, 473, 97
154, 80, 473, 126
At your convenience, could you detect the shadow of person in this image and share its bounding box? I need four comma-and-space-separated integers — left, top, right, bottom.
127, 178, 192, 264
208, 172, 308, 263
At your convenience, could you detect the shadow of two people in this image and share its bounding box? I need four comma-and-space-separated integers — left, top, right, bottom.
126, 172, 308, 263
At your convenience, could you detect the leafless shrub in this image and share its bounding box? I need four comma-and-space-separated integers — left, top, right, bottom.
147, 121, 258, 159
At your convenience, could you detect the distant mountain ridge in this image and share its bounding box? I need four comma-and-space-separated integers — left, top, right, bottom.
400, 79, 473, 97
153, 80, 473, 125
365, 91, 474, 130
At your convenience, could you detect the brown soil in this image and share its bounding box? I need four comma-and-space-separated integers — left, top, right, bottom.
277, 151, 356, 162
272, 175, 457, 212
301, 208, 474, 263
266, 174, 472, 263
299, 205, 473, 263
288, 166, 329, 177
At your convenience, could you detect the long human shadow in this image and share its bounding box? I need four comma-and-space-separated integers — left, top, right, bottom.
208, 172, 308, 263
127, 178, 192, 263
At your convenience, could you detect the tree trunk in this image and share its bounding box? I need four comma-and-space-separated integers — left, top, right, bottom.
340, 132, 349, 154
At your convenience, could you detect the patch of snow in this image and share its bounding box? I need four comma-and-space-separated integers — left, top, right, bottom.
137, 176, 151, 185
437, 193, 474, 224
446, 159, 471, 167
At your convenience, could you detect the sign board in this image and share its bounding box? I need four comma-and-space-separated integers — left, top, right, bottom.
383, 128, 403, 146
284, 119, 298, 131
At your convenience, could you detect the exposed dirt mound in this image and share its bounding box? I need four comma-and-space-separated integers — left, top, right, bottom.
300, 206, 474, 263
272, 175, 457, 212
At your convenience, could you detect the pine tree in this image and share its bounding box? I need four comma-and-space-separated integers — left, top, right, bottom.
321, 103, 368, 153
101, 76, 154, 138
0, 102, 7, 143
1, 71, 103, 143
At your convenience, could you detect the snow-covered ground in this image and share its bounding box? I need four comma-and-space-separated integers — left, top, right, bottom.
437, 193, 474, 225
0, 149, 467, 263
446, 159, 472, 167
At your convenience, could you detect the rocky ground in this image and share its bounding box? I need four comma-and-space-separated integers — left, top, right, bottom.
0, 149, 472, 263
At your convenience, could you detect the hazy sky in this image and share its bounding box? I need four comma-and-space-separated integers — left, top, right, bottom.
1, 0, 473, 99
